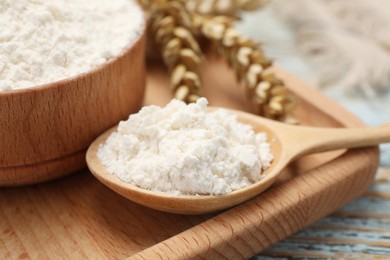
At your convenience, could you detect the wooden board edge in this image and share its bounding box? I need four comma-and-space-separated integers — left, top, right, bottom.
275, 67, 365, 128
129, 148, 379, 259
129, 68, 380, 259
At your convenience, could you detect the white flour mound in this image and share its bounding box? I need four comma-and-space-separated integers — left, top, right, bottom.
97, 98, 273, 195
0, 0, 144, 91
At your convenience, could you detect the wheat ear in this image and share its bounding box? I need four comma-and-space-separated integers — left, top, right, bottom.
186, 0, 267, 17
141, 0, 203, 102
198, 15, 297, 123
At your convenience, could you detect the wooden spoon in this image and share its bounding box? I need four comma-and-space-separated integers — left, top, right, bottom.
86, 107, 390, 215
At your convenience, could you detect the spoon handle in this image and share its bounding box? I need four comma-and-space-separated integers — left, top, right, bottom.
285, 123, 390, 159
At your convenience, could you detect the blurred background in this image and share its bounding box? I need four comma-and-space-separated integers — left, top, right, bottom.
236, 0, 390, 166
231, 1, 390, 258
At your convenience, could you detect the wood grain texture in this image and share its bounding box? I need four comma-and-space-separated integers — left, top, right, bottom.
256, 168, 390, 259
131, 149, 378, 260
0, 31, 146, 186
0, 58, 381, 259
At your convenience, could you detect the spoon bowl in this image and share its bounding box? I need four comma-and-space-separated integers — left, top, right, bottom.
86, 107, 390, 214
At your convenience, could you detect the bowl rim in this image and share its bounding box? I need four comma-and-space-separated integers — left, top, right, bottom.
0, 13, 146, 97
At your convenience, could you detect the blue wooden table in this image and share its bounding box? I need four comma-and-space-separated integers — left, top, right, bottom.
253, 168, 390, 259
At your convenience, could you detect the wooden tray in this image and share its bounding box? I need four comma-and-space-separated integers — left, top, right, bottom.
0, 58, 379, 259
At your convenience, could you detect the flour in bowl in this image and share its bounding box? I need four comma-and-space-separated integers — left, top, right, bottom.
0, 0, 144, 91
97, 98, 273, 195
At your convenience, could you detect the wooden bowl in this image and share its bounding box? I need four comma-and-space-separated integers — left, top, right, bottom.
0, 28, 146, 186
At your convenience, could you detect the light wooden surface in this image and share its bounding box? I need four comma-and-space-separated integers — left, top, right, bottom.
0, 58, 380, 259
0, 32, 145, 186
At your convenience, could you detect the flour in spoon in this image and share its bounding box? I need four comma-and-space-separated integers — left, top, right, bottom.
97, 98, 273, 195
